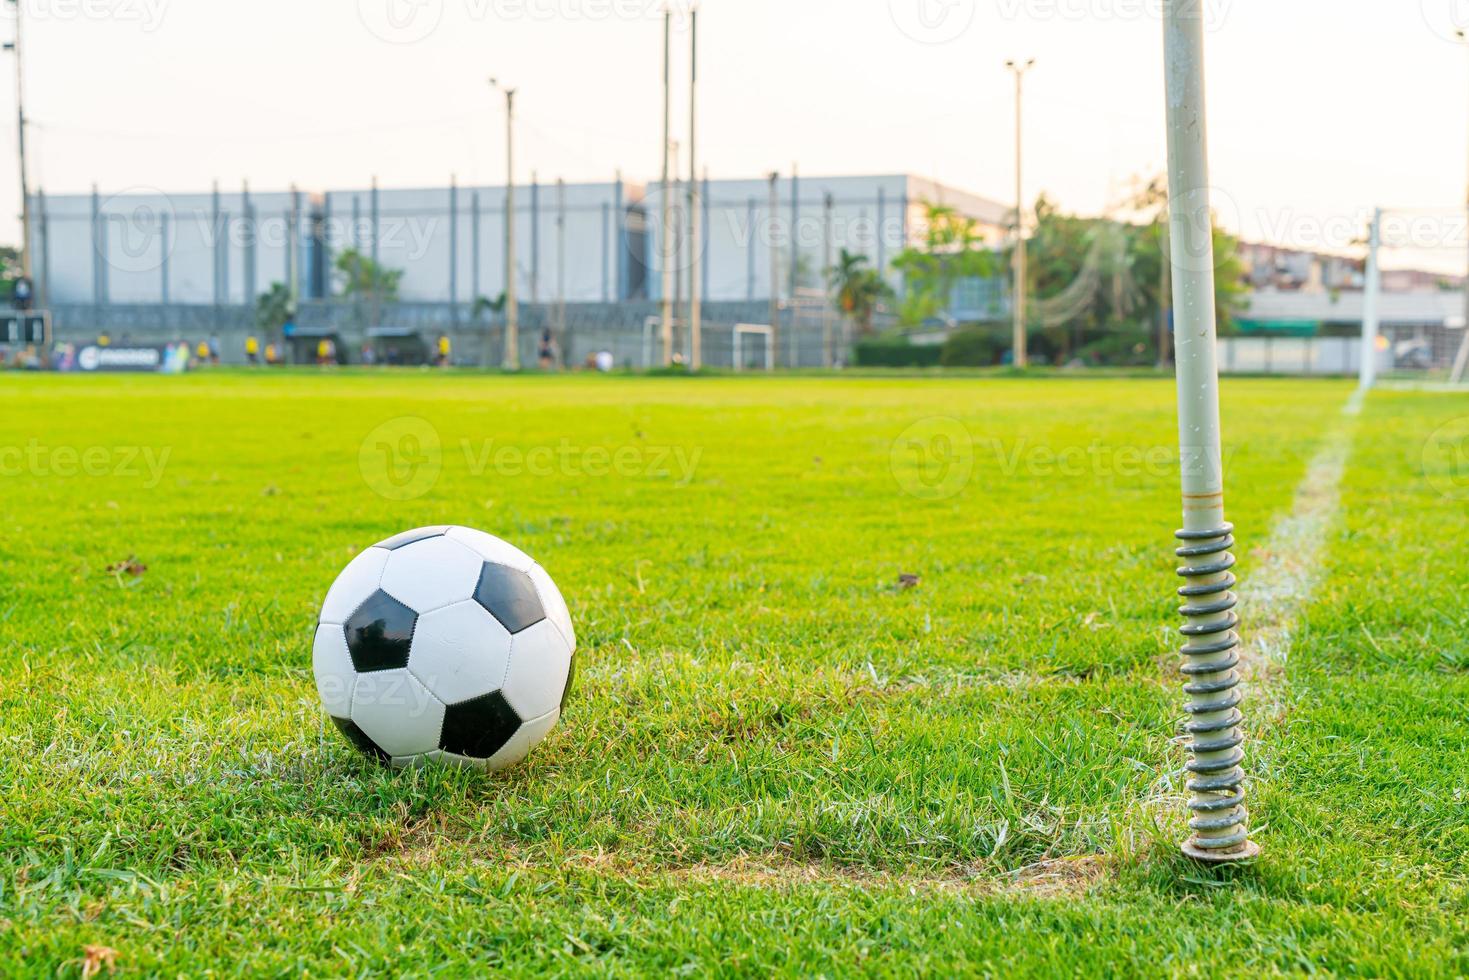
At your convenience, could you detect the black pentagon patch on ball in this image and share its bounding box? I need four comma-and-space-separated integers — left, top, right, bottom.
439, 690, 523, 759
560, 655, 576, 712
331, 716, 390, 764
343, 590, 417, 673
375, 526, 452, 551
473, 562, 546, 634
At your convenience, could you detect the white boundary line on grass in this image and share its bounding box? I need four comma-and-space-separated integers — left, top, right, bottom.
1237, 386, 1363, 680
1148, 388, 1363, 842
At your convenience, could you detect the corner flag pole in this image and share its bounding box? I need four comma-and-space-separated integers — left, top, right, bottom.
1162, 1, 1259, 863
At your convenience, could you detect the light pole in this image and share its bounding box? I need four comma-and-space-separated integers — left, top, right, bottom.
768, 171, 780, 367
5, 0, 31, 280
659, 7, 674, 366
1454, 32, 1469, 384
490, 77, 519, 370
687, 4, 701, 371
1005, 58, 1035, 368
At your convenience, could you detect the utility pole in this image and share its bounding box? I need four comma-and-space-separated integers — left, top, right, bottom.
659, 8, 674, 366
1162, 0, 1258, 864
822, 191, 834, 368
556, 176, 567, 364
1005, 58, 1035, 368
1456, 32, 1469, 385
671, 141, 682, 362
687, 4, 701, 370
491, 78, 519, 369
6, 0, 30, 278
768, 171, 780, 368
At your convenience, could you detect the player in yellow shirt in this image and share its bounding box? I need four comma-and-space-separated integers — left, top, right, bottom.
245, 336, 260, 365
437, 334, 451, 368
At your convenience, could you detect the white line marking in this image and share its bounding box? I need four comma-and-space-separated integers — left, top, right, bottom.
1238, 389, 1361, 679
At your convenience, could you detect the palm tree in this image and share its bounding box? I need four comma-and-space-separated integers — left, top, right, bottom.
828, 249, 891, 337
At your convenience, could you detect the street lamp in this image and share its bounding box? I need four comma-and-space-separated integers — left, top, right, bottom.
1005, 57, 1035, 368
6, 0, 31, 280
490, 77, 519, 369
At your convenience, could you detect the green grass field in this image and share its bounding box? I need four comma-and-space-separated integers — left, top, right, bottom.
1, 371, 1466, 976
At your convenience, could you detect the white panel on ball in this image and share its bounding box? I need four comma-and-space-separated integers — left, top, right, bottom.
485, 709, 560, 770
350, 669, 446, 758
379, 536, 484, 613
312, 623, 357, 716
318, 547, 389, 624
501, 619, 573, 720
409, 600, 513, 704
528, 564, 576, 650
446, 526, 536, 571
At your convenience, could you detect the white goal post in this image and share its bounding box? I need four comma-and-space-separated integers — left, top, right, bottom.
732, 324, 773, 372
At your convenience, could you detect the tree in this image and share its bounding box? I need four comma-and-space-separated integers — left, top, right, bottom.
471, 292, 507, 322
256, 282, 293, 335
1018, 184, 1248, 364
890, 203, 1002, 327
828, 249, 891, 336
334, 248, 404, 302
0, 246, 20, 304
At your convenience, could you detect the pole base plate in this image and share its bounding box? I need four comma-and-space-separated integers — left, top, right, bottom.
1181, 839, 1261, 863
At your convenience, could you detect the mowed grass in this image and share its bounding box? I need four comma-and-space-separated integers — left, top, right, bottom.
0, 370, 1464, 975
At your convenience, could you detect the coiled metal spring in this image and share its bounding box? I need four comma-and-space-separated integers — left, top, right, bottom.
1175, 522, 1256, 860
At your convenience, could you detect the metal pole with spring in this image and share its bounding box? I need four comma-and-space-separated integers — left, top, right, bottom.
1162, 0, 1258, 863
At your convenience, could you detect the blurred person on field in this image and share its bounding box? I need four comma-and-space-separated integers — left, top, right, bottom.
208, 336, 222, 365
538, 328, 556, 371
437, 334, 451, 368
245, 335, 261, 365
195, 340, 210, 366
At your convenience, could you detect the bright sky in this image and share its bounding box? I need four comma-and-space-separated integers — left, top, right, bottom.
2, 0, 1467, 267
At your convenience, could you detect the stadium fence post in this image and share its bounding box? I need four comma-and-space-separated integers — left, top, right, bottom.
1162, 0, 1259, 863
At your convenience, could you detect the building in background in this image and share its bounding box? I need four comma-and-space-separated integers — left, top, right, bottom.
27, 174, 1008, 311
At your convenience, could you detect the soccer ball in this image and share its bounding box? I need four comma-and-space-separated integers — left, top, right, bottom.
312, 525, 576, 770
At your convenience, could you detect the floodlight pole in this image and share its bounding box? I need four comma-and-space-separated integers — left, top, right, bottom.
823, 191, 834, 368
768, 171, 781, 366
659, 8, 674, 367
491, 78, 519, 370
687, 5, 701, 371
1005, 58, 1034, 368
1162, 2, 1258, 864
1359, 208, 1382, 390
5, 0, 30, 279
